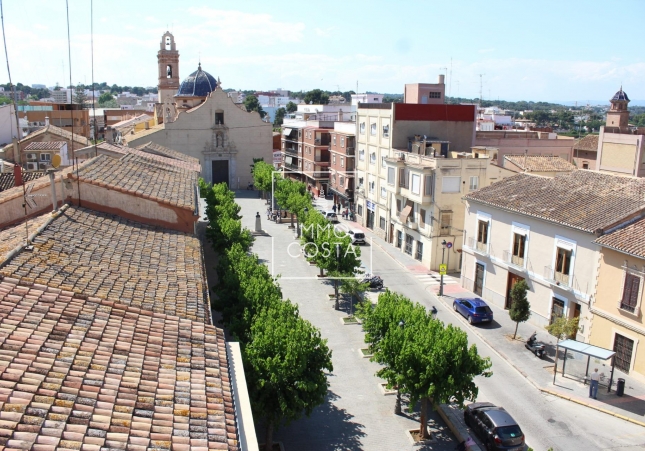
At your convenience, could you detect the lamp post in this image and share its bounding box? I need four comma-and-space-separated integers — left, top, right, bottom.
335, 243, 341, 310
395, 319, 405, 415
439, 240, 447, 297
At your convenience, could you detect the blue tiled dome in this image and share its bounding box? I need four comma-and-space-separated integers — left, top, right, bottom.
176, 63, 217, 97
611, 88, 630, 102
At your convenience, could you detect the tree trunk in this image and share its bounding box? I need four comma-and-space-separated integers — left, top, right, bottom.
394, 388, 402, 414
419, 397, 429, 439
335, 279, 339, 310
513, 321, 519, 339
319, 267, 324, 277
290, 213, 294, 228
264, 420, 274, 451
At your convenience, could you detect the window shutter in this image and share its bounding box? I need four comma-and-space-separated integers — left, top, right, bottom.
419, 209, 426, 227
396, 199, 401, 214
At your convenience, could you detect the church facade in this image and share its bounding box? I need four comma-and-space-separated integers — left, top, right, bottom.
129, 32, 272, 188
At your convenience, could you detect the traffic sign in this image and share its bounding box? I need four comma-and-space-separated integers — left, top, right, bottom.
439, 264, 447, 275
446, 242, 453, 249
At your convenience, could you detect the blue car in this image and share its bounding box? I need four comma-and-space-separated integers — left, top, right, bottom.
453, 298, 493, 324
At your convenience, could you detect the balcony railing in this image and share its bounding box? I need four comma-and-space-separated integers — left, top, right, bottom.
314, 155, 330, 163
406, 218, 418, 230
346, 147, 355, 156
544, 266, 571, 288
284, 162, 300, 170
503, 250, 525, 269
467, 237, 489, 255
284, 147, 298, 155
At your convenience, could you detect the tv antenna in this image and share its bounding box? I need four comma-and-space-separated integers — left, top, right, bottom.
479, 74, 485, 106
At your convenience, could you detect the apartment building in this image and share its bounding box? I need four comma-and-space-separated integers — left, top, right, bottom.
403, 76, 446, 104
302, 126, 331, 195
281, 125, 303, 181
461, 171, 645, 340
21, 141, 67, 170
329, 122, 357, 209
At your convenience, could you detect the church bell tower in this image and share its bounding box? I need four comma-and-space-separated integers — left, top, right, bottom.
606, 87, 630, 132
158, 32, 180, 104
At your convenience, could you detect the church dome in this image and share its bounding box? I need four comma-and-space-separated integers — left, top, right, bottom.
176, 63, 217, 97
611, 88, 630, 102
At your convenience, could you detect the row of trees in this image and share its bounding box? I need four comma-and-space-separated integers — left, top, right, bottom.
200, 179, 333, 451
356, 291, 492, 439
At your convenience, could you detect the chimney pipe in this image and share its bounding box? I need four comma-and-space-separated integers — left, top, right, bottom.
13, 163, 23, 187
45, 116, 50, 126
438, 74, 445, 84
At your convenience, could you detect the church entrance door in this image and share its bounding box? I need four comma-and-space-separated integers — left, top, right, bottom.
212, 160, 229, 186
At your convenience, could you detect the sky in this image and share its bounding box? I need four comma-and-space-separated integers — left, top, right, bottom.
1, 0, 644, 103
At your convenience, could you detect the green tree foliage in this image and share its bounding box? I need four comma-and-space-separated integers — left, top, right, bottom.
303, 89, 329, 105
629, 113, 645, 127
243, 95, 266, 118
252, 160, 277, 194
509, 280, 531, 339
526, 110, 554, 126
545, 316, 579, 342
274, 178, 311, 229
0, 96, 11, 105
285, 101, 297, 113
73, 84, 87, 106
273, 107, 286, 126
98, 92, 114, 104
245, 299, 333, 451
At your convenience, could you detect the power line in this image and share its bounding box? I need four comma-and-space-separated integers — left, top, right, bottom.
65, 0, 81, 206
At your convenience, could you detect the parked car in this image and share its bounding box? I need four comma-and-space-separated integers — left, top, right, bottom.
464, 402, 524, 451
347, 229, 366, 245
323, 211, 339, 223
453, 298, 493, 324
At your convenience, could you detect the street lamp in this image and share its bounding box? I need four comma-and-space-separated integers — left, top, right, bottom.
395, 319, 405, 415
439, 240, 447, 297
335, 243, 341, 310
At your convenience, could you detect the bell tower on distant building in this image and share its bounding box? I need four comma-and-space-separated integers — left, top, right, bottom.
606, 87, 630, 132
158, 32, 180, 105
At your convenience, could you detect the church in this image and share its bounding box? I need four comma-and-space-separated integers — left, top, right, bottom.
127, 32, 272, 187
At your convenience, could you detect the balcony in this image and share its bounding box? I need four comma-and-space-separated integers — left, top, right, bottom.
346, 147, 355, 156
284, 162, 300, 171
467, 237, 489, 256
544, 266, 572, 289
406, 218, 418, 230
284, 146, 298, 155
503, 250, 526, 270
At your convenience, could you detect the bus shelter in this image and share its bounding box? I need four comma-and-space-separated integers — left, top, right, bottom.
553, 340, 616, 392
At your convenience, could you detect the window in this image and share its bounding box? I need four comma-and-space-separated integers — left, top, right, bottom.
424, 175, 433, 196
359, 122, 365, 134
512, 233, 526, 266
341, 137, 345, 147
469, 176, 479, 191
555, 247, 572, 283
396, 199, 402, 215
333, 135, 337, 145
415, 241, 423, 261
404, 234, 413, 255
358, 205, 363, 215
381, 156, 387, 167
620, 273, 641, 314
369, 181, 375, 194
387, 167, 395, 185
411, 174, 421, 195
370, 152, 376, 165
614, 333, 634, 373
215, 112, 224, 125
379, 216, 386, 229
370, 123, 377, 135
358, 177, 364, 186
477, 220, 489, 252
332, 154, 336, 165
340, 176, 345, 186
382, 124, 389, 137
396, 231, 403, 248
440, 212, 451, 235
550, 298, 565, 325
332, 173, 336, 183
40, 153, 51, 161
341, 157, 344, 168
399, 168, 409, 188
359, 149, 365, 161
380, 186, 387, 199
582, 162, 589, 169
419, 209, 426, 228
429, 92, 441, 99
442, 176, 461, 193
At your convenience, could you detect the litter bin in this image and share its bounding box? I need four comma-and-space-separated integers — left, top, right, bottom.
616, 378, 625, 397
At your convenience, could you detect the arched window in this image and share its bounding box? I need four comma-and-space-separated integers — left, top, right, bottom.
165, 36, 171, 50
166, 65, 172, 78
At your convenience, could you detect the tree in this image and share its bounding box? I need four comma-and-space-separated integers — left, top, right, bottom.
73, 84, 87, 106
303, 89, 329, 105
545, 315, 579, 342
274, 178, 310, 230
273, 107, 286, 126
508, 280, 531, 339
243, 95, 266, 118
398, 319, 492, 439
245, 299, 333, 451
338, 273, 369, 317
527, 110, 553, 126
252, 160, 276, 197
285, 101, 297, 113
98, 92, 114, 104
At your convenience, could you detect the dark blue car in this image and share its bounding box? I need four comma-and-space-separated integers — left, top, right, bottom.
453, 298, 493, 324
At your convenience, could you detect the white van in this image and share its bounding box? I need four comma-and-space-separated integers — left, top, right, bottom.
348, 229, 366, 245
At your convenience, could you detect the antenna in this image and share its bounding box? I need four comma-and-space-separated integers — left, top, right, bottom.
479, 74, 485, 107
449, 57, 453, 101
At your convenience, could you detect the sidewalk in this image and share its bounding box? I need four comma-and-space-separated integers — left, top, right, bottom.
337, 209, 645, 428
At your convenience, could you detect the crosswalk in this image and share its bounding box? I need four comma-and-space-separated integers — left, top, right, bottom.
415, 273, 459, 286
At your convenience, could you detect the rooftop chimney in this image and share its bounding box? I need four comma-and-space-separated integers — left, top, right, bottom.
13, 163, 23, 187
45, 116, 50, 126
438, 74, 445, 84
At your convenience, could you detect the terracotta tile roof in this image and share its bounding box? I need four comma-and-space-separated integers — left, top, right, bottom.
0, 162, 87, 203
464, 171, 645, 233
2, 125, 90, 151
594, 217, 645, 258
573, 134, 599, 152
74, 143, 200, 172
0, 171, 46, 192
503, 155, 576, 172
70, 154, 198, 211
0, 276, 239, 451
135, 142, 200, 165
74, 142, 128, 158
112, 114, 152, 130
0, 213, 53, 258
0, 206, 210, 323
23, 142, 67, 151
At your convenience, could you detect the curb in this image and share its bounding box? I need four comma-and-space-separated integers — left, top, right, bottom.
436, 404, 482, 451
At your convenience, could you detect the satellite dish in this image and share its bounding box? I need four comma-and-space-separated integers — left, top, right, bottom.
51, 154, 61, 168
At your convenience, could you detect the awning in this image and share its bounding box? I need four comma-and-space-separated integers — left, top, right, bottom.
556, 340, 615, 360
399, 204, 413, 223
282, 128, 293, 135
